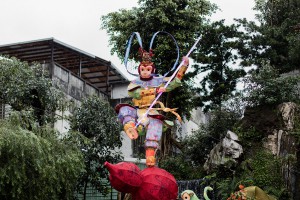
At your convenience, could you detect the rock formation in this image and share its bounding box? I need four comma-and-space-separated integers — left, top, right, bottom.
203, 130, 243, 173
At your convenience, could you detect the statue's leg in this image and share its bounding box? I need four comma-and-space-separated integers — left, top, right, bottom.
136, 108, 150, 135
118, 105, 138, 140
144, 116, 163, 167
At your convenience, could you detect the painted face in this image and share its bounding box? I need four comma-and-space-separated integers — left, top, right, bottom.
181, 192, 191, 200
140, 65, 153, 78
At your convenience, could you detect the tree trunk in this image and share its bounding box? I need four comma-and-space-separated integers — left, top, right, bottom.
160, 130, 171, 158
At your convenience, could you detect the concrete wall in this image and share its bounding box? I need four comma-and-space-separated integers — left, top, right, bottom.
176, 108, 211, 139
111, 83, 128, 99
48, 63, 105, 134
51, 64, 105, 101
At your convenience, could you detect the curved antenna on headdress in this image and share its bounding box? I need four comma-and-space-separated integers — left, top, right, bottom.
124, 32, 143, 77
149, 31, 180, 77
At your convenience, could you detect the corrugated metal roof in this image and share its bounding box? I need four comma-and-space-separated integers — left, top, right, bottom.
0, 38, 129, 96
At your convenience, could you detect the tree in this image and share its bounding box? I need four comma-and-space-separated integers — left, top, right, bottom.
189, 20, 246, 112
69, 95, 123, 199
0, 56, 64, 126
0, 55, 89, 199
237, 0, 300, 73
243, 61, 299, 107
0, 117, 84, 200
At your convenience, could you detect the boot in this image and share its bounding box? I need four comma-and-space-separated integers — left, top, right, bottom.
124, 121, 138, 140
145, 147, 156, 167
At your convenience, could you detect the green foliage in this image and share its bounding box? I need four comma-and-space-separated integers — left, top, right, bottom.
0, 119, 84, 200
0, 56, 65, 125
69, 95, 123, 197
249, 150, 282, 188
157, 106, 241, 182
70, 95, 122, 144
180, 110, 238, 171
190, 20, 247, 111
158, 154, 204, 180
166, 81, 195, 120
244, 61, 300, 107
241, 148, 289, 199
216, 177, 244, 200
101, 0, 215, 66
182, 129, 213, 166
237, 0, 300, 73
235, 126, 264, 144
180, 108, 291, 199
212, 147, 290, 199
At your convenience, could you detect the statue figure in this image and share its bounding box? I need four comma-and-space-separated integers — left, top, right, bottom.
115, 32, 189, 167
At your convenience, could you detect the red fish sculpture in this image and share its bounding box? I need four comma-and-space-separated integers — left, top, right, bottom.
105, 162, 178, 200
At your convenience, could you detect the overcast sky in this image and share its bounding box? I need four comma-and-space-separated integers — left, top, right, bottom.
0, 0, 256, 79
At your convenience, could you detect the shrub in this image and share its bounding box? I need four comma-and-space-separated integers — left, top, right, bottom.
0, 119, 84, 200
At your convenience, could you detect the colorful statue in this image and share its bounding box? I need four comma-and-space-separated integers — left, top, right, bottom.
115, 32, 189, 167
227, 185, 276, 200
181, 190, 199, 200
181, 186, 213, 200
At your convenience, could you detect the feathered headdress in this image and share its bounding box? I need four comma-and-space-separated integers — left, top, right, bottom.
124, 31, 180, 77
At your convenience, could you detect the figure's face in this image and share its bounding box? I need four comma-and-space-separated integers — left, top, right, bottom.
181, 192, 191, 200
140, 65, 153, 78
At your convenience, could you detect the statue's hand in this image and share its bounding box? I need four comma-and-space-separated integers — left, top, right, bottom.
182, 56, 189, 66
156, 87, 166, 93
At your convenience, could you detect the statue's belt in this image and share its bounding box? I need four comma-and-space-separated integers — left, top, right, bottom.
138, 101, 182, 123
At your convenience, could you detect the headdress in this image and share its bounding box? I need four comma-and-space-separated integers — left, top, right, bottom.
124, 31, 180, 77
138, 48, 155, 74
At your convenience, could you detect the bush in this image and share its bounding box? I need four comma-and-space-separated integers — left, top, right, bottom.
69, 95, 123, 197
159, 155, 204, 180
0, 119, 84, 200
0, 56, 65, 125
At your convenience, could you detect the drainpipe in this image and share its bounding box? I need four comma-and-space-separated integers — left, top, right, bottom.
79, 57, 82, 77
50, 41, 54, 78
106, 65, 109, 97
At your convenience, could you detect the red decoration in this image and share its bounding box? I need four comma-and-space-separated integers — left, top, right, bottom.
104, 161, 142, 193
134, 167, 178, 200
104, 162, 178, 200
